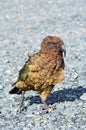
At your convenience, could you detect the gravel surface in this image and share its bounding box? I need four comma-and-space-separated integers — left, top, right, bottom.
0, 0, 86, 130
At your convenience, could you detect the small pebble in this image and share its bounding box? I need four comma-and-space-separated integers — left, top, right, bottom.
73, 72, 78, 79
80, 93, 86, 101
0, 85, 3, 90
0, 0, 86, 130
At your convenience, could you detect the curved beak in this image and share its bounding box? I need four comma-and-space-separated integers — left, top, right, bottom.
61, 44, 66, 57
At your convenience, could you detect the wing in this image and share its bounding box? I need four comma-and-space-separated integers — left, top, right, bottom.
17, 52, 41, 81
18, 62, 29, 81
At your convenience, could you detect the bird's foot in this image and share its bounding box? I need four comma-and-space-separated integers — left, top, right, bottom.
43, 102, 56, 112
48, 105, 56, 112
17, 105, 27, 114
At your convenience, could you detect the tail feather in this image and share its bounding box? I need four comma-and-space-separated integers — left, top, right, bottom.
9, 87, 22, 94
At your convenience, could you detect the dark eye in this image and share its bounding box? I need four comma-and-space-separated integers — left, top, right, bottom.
47, 42, 56, 49
49, 42, 56, 45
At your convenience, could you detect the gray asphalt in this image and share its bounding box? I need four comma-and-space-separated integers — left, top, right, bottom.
0, 0, 86, 130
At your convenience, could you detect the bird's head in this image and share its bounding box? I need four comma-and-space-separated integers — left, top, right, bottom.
41, 36, 66, 57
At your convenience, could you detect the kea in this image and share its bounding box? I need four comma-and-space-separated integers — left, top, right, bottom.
9, 36, 66, 112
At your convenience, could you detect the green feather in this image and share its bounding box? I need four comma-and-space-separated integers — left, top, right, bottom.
20, 72, 28, 80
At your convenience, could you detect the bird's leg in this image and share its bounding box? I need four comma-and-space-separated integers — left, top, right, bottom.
19, 91, 25, 113
40, 86, 54, 111
40, 95, 56, 112
41, 99, 49, 110
40, 90, 50, 111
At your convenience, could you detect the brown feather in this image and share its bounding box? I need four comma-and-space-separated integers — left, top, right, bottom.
9, 36, 65, 111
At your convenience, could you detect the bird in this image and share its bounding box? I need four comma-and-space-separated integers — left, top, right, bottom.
9, 36, 66, 112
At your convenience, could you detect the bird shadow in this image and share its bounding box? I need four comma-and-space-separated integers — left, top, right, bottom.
25, 86, 86, 106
